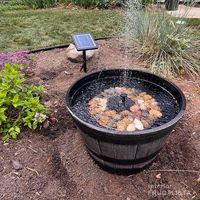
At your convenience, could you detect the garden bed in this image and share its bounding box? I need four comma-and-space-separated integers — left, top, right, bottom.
0, 38, 199, 200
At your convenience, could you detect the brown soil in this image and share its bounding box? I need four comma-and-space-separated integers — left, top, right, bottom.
0, 38, 200, 200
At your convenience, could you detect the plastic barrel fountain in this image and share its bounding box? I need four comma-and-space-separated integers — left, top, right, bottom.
65, 69, 186, 170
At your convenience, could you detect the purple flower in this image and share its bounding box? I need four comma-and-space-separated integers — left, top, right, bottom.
0, 53, 5, 58
21, 59, 28, 64
25, 67, 33, 73
16, 51, 29, 57
0, 51, 32, 76
0, 61, 3, 67
7, 52, 14, 57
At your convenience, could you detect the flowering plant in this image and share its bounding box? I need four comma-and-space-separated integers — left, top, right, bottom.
0, 63, 47, 141
0, 51, 34, 77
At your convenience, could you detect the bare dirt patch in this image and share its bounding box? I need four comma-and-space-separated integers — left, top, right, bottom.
0, 38, 199, 200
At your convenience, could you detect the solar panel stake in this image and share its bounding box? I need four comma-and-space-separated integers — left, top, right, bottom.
81, 50, 87, 72
71, 33, 98, 73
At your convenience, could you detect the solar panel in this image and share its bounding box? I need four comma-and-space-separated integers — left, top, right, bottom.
72, 33, 98, 51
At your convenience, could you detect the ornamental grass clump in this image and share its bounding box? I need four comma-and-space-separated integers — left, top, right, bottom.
124, 0, 200, 76
0, 63, 47, 141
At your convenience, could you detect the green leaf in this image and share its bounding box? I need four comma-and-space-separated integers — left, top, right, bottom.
32, 121, 38, 129
12, 94, 20, 107
10, 131, 18, 139
0, 113, 7, 122
15, 126, 20, 134
0, 108, 7, 122
0, 108, 7, 113
27, 122, 32, 129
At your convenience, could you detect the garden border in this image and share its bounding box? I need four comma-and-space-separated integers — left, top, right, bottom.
29, 36, 114, 53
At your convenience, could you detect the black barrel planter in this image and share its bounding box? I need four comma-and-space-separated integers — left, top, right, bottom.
65, 69, 186, 170
165, 0, 180, 11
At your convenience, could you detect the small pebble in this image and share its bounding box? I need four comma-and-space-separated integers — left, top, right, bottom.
134, 119, 144, 130
134, 110, 142, 118
121, 110, 130, 116
99, 116, 110, 126
137, 99, 144, 104
155, 173, 161, 179
149, 109, 162, 118
112, 114, 121, 121
12, 160, 23, 171
130, 105, 140, 113
127, 123, 136, 131
12, 171, 22, 177
43, 120, 50, 129
144, 94, 152, 101
140, 104, 147, 110
104, 110, 116, 117
142, 110, 149, 117
116, 120, 127, 131
141, 119, 150, 128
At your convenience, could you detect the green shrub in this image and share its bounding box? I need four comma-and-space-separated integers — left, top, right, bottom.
125, 1, 200, 76
20, 0, 60, 9
19, 0, 124, 8
0, 63, 47, 141
71, 0, 96, 8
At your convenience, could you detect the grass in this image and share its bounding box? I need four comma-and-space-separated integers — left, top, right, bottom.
187, 18, 200, 27
0, 5, 123, 52
0, 4, 199, 55
124, 0, 200, 76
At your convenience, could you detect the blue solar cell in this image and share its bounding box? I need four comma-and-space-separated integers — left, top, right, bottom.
72, 33, 98, 51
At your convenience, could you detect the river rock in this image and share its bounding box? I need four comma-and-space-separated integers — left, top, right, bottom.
134, 118, 144, 130
116, 120, 126, 131
112, 114, 121, 121
144, 94, 152, 101
141, 119, 150, 128
142, 110, 149, 117
149, 109, 162, 118
99, 115, 110, 126
66, 43, 97, 63
104, 110, 117, 117
137, 99, 145, 105
140, 103, 147, 110
134, 110, 142, 118
121, 110, 130, 116
127, 123, 136, 131
97, 98, 107, 111
130, 105, 140, 113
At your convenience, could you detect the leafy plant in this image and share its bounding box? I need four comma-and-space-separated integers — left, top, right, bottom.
124, 0, 200, 76
0, 63, 47, 141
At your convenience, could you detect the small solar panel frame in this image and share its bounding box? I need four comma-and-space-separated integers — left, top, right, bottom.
71, 33, 98, 51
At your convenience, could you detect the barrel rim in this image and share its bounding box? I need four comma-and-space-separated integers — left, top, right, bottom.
65, 68, 186, 137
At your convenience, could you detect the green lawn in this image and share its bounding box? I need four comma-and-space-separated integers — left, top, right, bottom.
1, 5, 200, 53
0, 5, 123, 52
